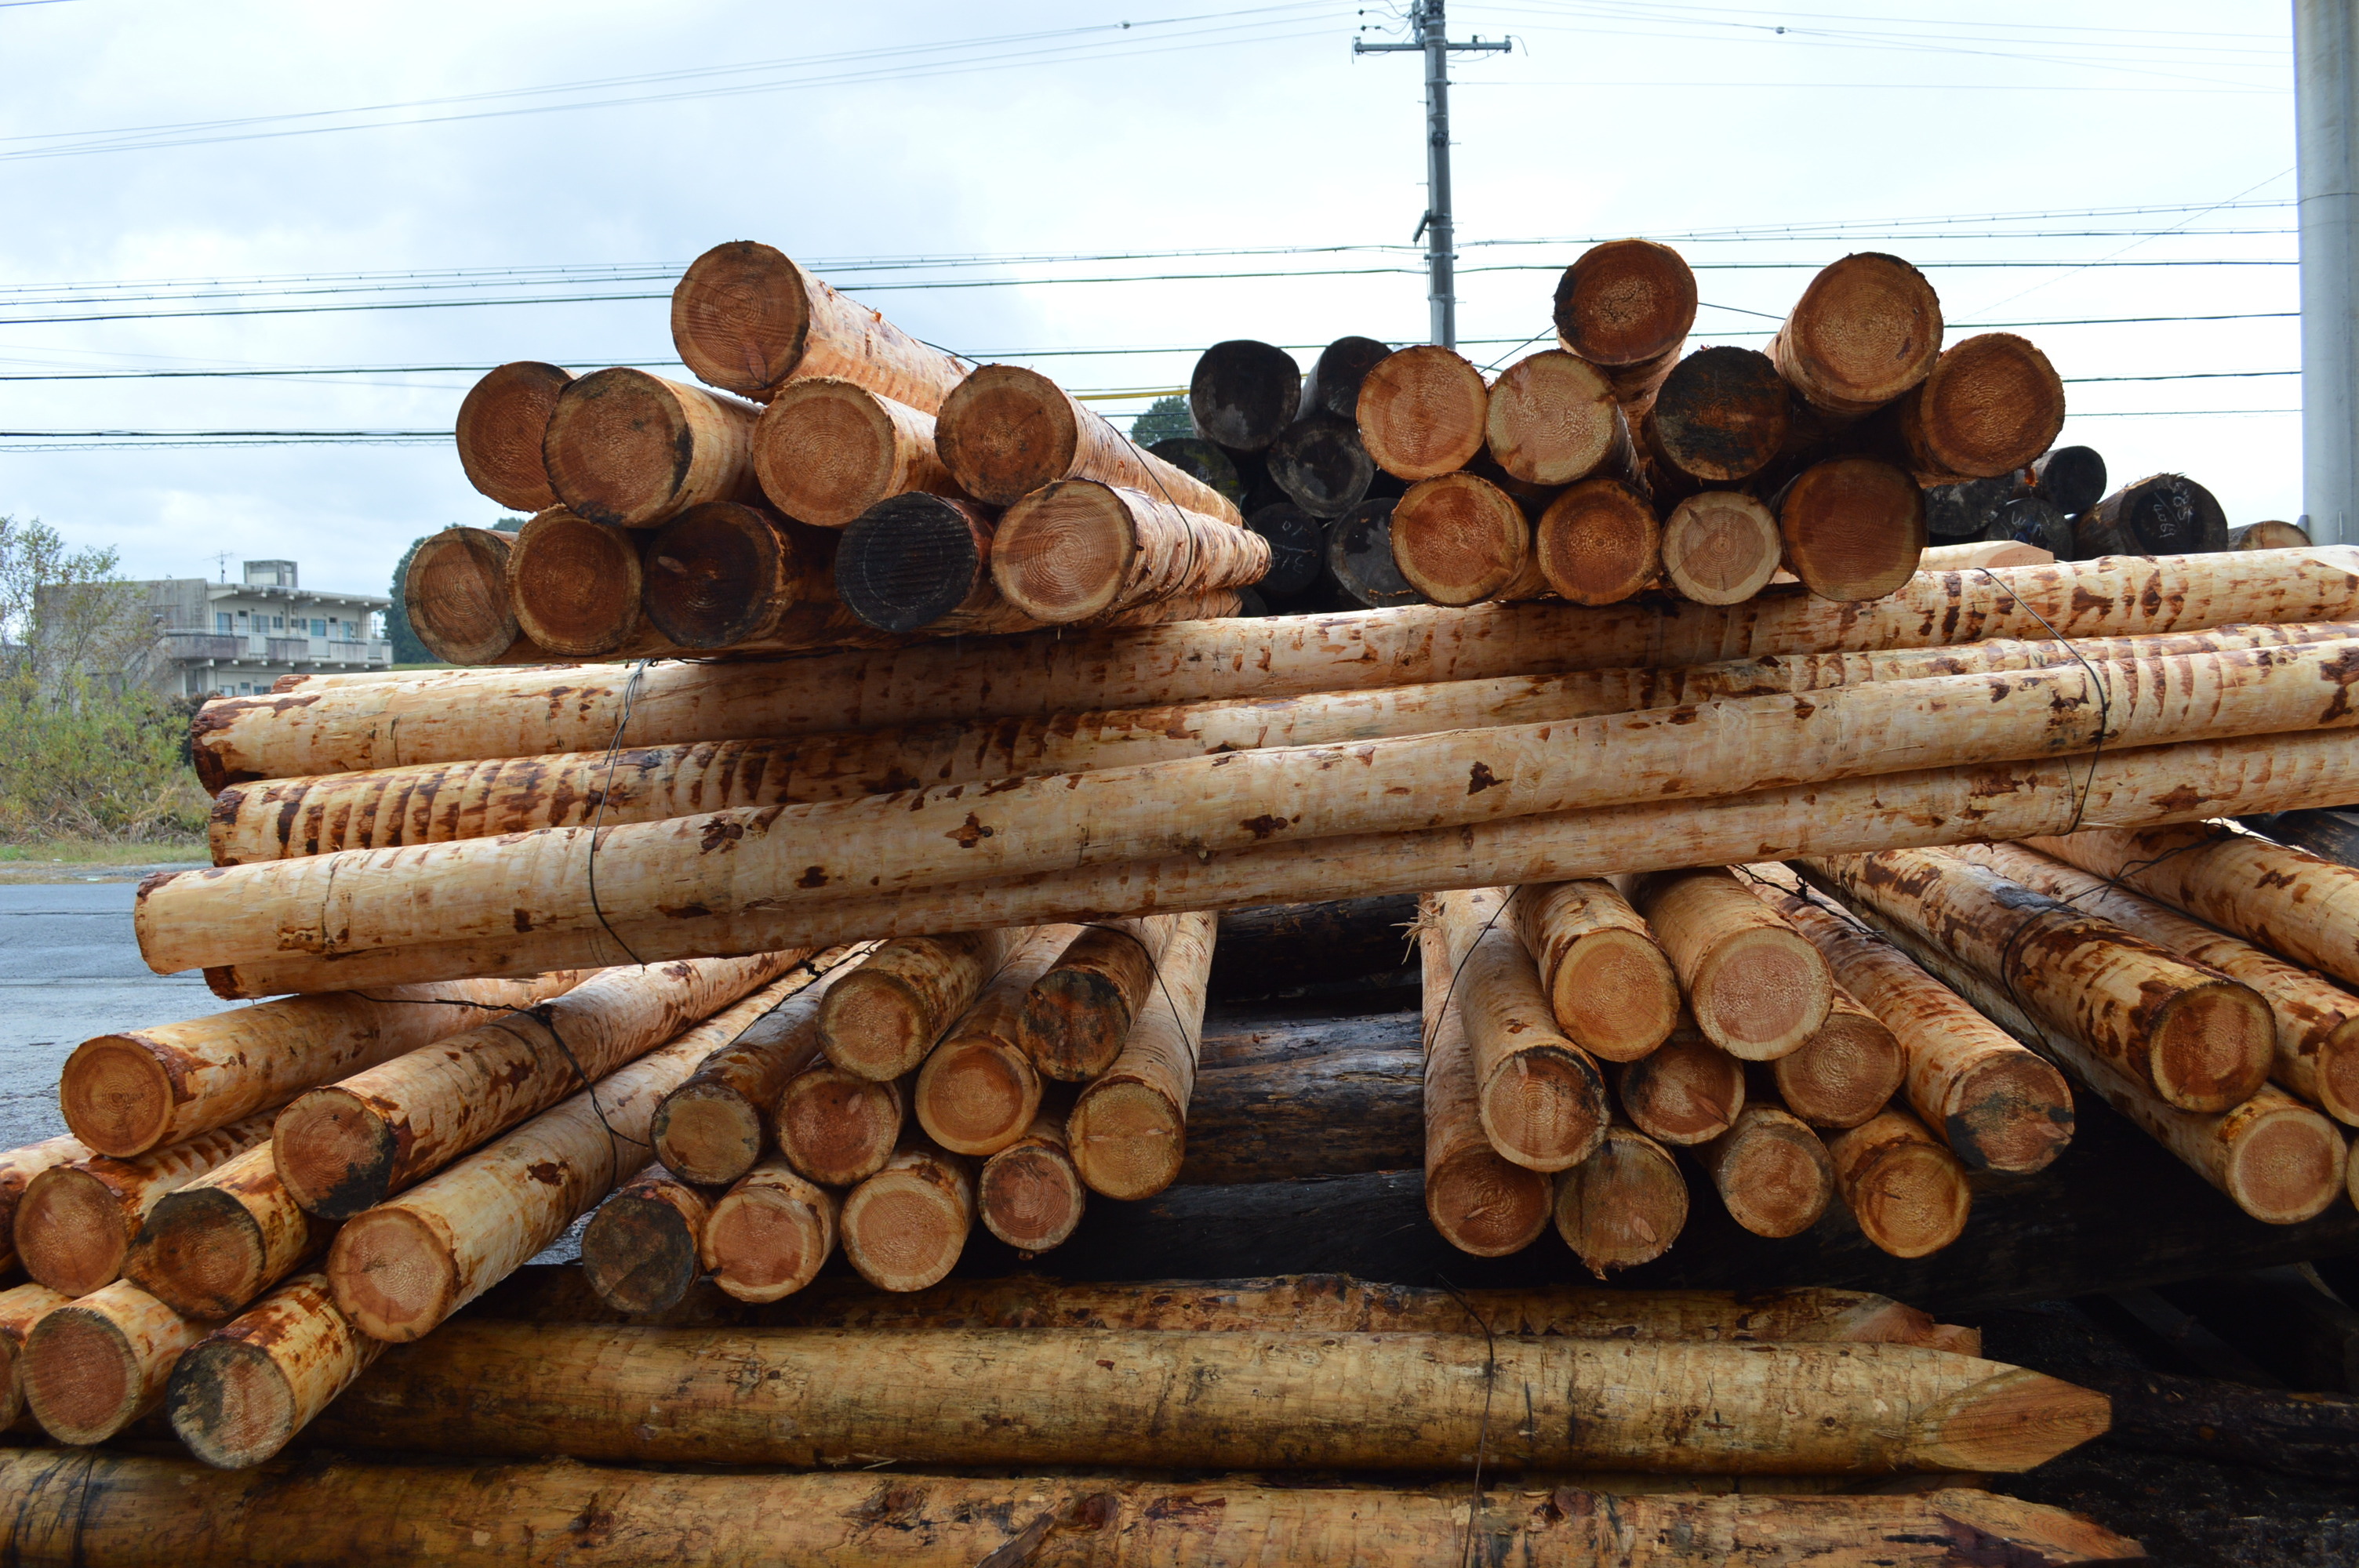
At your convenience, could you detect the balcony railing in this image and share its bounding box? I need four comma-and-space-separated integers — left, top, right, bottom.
162, 630, 390, 666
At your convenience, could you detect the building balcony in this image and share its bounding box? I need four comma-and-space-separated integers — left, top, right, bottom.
162, 630, 391, 668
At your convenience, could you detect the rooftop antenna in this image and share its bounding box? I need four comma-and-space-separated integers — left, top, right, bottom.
1355, 2, 1510, 349
208, 551, 233, 583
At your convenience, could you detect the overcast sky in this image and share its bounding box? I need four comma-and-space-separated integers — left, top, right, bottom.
0, 0, 2296, 599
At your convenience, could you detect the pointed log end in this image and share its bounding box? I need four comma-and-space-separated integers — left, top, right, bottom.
1916, 1488, 2148, 1564
168, 1335, 297, 1471
1909, 1367, 2112, 1473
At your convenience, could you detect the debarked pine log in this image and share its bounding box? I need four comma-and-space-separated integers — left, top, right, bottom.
1356, 344, 1488, 480
1755, 990, 1906, 1131
820, 931, 1017, 1082
701, 1158, 838, 1305
166, 1270, 382, 1470
1828, 1108, 1973, 1260
1511, 879, 1681, 1062
1661, 491, 1782, 605
989, 481, 1267, 626
913, 927, 1078, 1156
670, 241, 972, 408
750, 376, 965, 527
185, 547, 2359, 789
149, 636, 2359, 981
0, 1283, 71, 1428
1770, 252, 1943, 417
1389, 471, 1539, 606
1554, 1121, 1691, 1276
1421, 891, 1553, 1257
1485, 349, 1631, 487
839, 1138, 975, 1293
300, 1319, 2110, 1473
0, 1450, 2148, 1566
1612, 1025, 1746, 1147
453, 361, 569, 512
1067, 912, 1217, 1201
122, 1142, 317, 1320
775, 1062, 907, 1187
194, 721, 2359, 998
1627, 868, 1832, 1060
1878, 333, 2065, 484
1444, 890, 1608, 1172
399, 527, 528, 666
1554, 238, 1698, 410
0, 1135, 91, 1276
14, 1116, 273, 1298
1021, 918, 1176, 1083
1533, 477, 1660, 606
979, 1094, 1086, 1253
1694, 1103, 1835, 1240
580, 1166, 711, 1316
20, 1279, 204, 1445
272, 953, 808, 1218
503, 505, 645, 656
540, 368, 761, 529
936, 365, 1241, 521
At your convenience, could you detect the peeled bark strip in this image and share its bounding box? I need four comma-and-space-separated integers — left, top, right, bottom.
839, 1141, 975, 1293
701, 1158, 837, 1304
1765, 990, 1907, 1130
122, 1143, 316, 1321
1512, 880, 1680, 1062
307, 1319, 2106, 1473
2034, 446, 2106, 514
400, 527, 524, 665
542, 368, 758, 529
1485, 349, 1630, 487
914, 926, 1076, 1156
1743, 868, 2075, 1174
1826, 891, 2347, 1226
0, 1451, 2148, 1567
1020, 918, 1174, 1084
1778, 456, 1927, 603
821, 931, 1015, 1083
1661, 490, 1781, 604
990, 481, 1267, 625
0, 1283, 72, 1428
1614, 1025, 1747, 1146
1918, 539, 2052, 572
938, 365, 1241, 523
1771, 253, 1943, 416
579, 1167, 711, 1316
1266, 412, 1375, 518
1067, 911, 1216, 1201
166, 1271, 383, 1470
1389, 471, 1534, 606
1553, 239, 1698, 383
1630, 869, 1833, 1061
651, 945, 867, 1186
1355, 345, 1488, 480
1961, 841, 2359, 1126
1803, 848, 2274, 1114
2077, 474, 2229, 557
1328, 496, 1422, 607
642, 501, 833, 648
1420, 891, 1553, 1257
503, 506, 643, 656
64, 974, 574, 1158
1187, 339, 1300, 452
16, 1115, 271, 1298
1696, 1102, 1837, 1239
274, 954, 804, 1219
978, 1099, 1086, 1254
22, 1279, 202, 1444
2234, 520, 2314, 550
190, 720, 2359, 997
1440, 891, 1609, 1172
774, 1062, 907, 1186
1553, 1123, 1689, 1276
1830, 1108, 1972, 1259
453, 361, 569, 512
0, 1134, 91, 1274
1534, 477, 1659, 605
751, 377, 962, 527
184, 546, 2359, 789
2032, 822, 2359, 993
326, 996, 751, 1343
833, 492, 998, 633
1887, 333, 2066, 483
670, 241, 970, 408
1645, 346, 1792, 485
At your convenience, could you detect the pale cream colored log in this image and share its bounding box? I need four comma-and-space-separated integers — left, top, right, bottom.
1614, 1024, 1746, 1146
1020, 917, 1175, 1083
1512, 880, 1680, 1062
0, 1449, 2149, 1566
914, 926, 1077, 1156
989, 481, 1266, 625
578, 1167, 711, 1316
1628, 868, 1832, 1060
1829, 1108, 1973, 1259
2032, 822, 2359, 993
1765, 989, 1908, 1130
670, 241, 972, 408
820, 931, 1016, 1082
1420, 891, 1554, 1256
1741, 866, 2076, 1175
1357, 344, 1488, 479
165, 1270, 384, 1470
325, 998, 755, 1344
204, 717, 2359, 998
0, 1283, 71, 1428
22, 1279, 203, 1444
0, 1134, 91, 1274
186, 547, 2359, 789
701, 1157, 838, 1304
649, 944, 870, 1185
936, 364, 1243, 521
296, 1319, 2109, 1474
541, 368, 761, 529
751, 377, 965, 526
1485, 348, 1632, 486
1553, 1122, 1688, 1277
1960, 841, 2359, 1127
1823, 891, 2347, 1226
147, 637, 2359, 982
1920, 540, 2054, 572
1067, 911, 1217, 1201
1437, 890, 1610, 1171
63, 973, 582, 1157
1695, 1103, 1836, 1238
1801, 848, 2274, 1114
976, 1098, 1086, 1254
15, 1115, 272, 1298
273, 955, 808, 1219
1662, 491, 1781, 604
122, 1142, 317, 1320
839, 1141, 975, 1293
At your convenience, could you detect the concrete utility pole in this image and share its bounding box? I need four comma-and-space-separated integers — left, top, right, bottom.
1355, 2, 1510, 349
2297, 0, 2359, 546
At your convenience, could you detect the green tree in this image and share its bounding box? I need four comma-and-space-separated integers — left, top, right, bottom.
387, 516, 527, 666
1129, 395, 1194, 447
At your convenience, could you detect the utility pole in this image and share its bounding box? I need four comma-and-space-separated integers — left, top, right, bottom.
1355, 2, 1509, 349
2296, 0, 2357, 546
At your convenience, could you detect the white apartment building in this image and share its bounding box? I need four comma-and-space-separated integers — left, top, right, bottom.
134, 561, 394, 698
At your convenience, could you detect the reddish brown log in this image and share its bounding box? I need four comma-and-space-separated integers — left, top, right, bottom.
990, 481, 1267, 626
503, 506, 644, 657
1763, 991, 1908, 1131
22, 1280, 202, 1444
1512, 880, 1681, 1063
701, 1158, 838, 1304
1886, 334, 2066, 483
1628, 869, 1833, 1061
401, 527, 526, 666
542, 368, 761, 529
16, 1116, 271, 1298
1390, 471, 1537, 607
669, 241, 971, 408
1533, 477, 1660, 606
1778, 456, 1928, 603
936, 364, 1242, 521
122, 1144, 318, 1321
641, 502, 835, 649
914, 927, 1077, 1157
1613, 1025, 1747, 1146
1421, 891, 1554, 1257
1553, 238, 1698, 409
821, 931, 1017, 1083
751, 377, 965, 527
838, 1140, 974, 1293
1356, 346, 1488, 480
1485, 350, 1633, 487
1644, 347, 1793, 486
1829, 1108, 1973, 1259
976, 1094, 1086, 1255
1770, 254, 1943, 417
1020, 919, 1176, 1085
453, 362, 570, 512
1067, 912, 1218, 1202
1694, 1103, 1837, 1238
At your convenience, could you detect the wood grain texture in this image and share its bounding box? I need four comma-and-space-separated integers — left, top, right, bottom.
669, 241, 970, 408
453, 361, 569, 511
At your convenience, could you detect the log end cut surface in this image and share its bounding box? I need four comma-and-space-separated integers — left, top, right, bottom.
2228, 1100, 2349, 1225
992, 480, 1135, 624
1536, 479, 1659, 607
1553, 1128, 1687, 1276
1846, 1138, 1972, 1258
652, 1089, 765, 1189
403, 528, 522, 666
821, 974, 943, 1083
1692, 928, 1833, 1062
1068, 1081, 1185, 1203
1390, 474, 1528, 607
776, 1073, 900, 1187
2150, 982, 2276, 1113
836, 493, 988, 633
1618, 1034, 1747, 1146
1941, 1054, 2076, 1175
1479, 1047, 1608, 1174
704, 1185, 831, 1303
1711, 1116, 1835, 1239
507, 508, 643, 656
58, 1036, 174, 1159
1777, 252, 1943, 413
642, 502, 789, 648
841, 1173, 968, 1293
541, 368, 693, 529
671, 241, 810, 399
581, 1192, 702, 1316
454, 361, 569, 511
980, 1146, 1086, 1253
16, 1170, 129, 1298
1554, 238, 1699, 366
328, 1207, 456, 1344
22, 1307, 138, 1444
1908, 1366, 2112, 1473
1485, 350, 1620, 486
1427, 1148, 1552, 1258
1778, 456, 1926, 603
754, 377, 907, 525
1775, 1011, 1906, 1130
936, 364, 1078, 506
124, 1189, 267, 1320
918, 1045, 1035, 1156
1914, 333, 2066, 479
1356, 347, 1488, 480
1551, 927, 1681, 1062
274, 1090, 398, 1221
1661, 492, 1780, 605
167, 1337, 299, 1472
1649, 346, 1791, 483
1021, 971, 1135, 1084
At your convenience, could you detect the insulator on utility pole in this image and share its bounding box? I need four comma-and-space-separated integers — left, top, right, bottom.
1355, 2, 1510, 350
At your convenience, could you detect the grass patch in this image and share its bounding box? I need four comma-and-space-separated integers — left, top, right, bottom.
0, 838, 206, 866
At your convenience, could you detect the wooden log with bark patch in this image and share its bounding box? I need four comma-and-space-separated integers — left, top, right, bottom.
641, 501, 838, 648
165, 1269, 383, 1470
540, 368, 760, 529
1552, 238, 1699, 412
1020, 919, 1176, 1084
669, 241, 971, 408
579, 1166, 712, 1316
1643, 346, 1793, 488
21, 1280, 204, 1445
1757, 988, 1907, 1131
2233, 519, 2313, 550
978, 1094, 1086, 1254
1511, 880, 1680, 1062
820, 931, 1016, 1083
1613, 1024, 1747, 1147
122, 1143, 318, 1321
774, 1059, 907, 1188
15, 1116, 273, 1298
1554, 1121, 1689, 1276
0, 1283, 71, 1428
